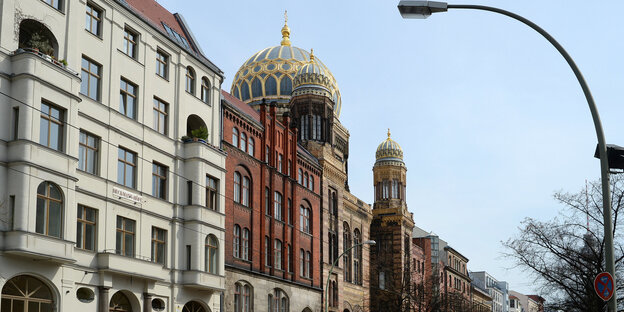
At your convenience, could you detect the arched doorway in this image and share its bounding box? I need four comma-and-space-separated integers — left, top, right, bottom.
1, 275, 54, 312
18, 19, 59, 58
109, 291, 132, 312
183, 300, 207, 312
186, 115, 207, 139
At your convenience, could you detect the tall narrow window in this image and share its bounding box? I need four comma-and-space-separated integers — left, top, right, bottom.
248, 138, 255, 157
303, 173, 308, 188
309, 176, 314, 191
152, 162, 168, 200
79, 131, 99, 174
354, 229, 362, 285
232, 128, 239, 148
186, 245, 192, 270
77, 205, 97, 251
234, 172, 241, 203
36, 182, 63, 238
206, 175, 218, 210
287, 244, 292, 272
119, 78, 137, 119
153, 98, 168, 135
234, 283, 241, 312
40, 101, 64, 151
243, 285, 251, 312
300, 206, 310, 234
240, 133, 247, 152
156, 49, 169, 79
274, 192, 282, 221
123, 27, 138, 59
85, 3, 102, 37
299, 249, 304, 276
185, 67, 196, 94
81, 56, 101, 101
265, 187, 270, 215
242, 228, 250, 260
12, 107, 19, 140
205, 235, 218, 274
201, 77, 211, 104
117, 147, 136, 188
116, 216, 135, 257
392, 180, 399, 199
274, 239, 282, 270
151, 227, 166, 264
311, 115, 317, 140
305, 251, 311, 278
300, 116, 308, 140
343, 223, 352, 282
233, 224, 241, 258
242, 176, 250, 207
277, 154, 283, 173
265, 236, 270, 267
298, 169, 303, 184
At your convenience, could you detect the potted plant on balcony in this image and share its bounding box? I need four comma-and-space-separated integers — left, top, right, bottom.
26, 32, 54, 58
190, 126, 209, 143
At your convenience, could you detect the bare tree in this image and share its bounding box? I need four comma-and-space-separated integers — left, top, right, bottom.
504, 176, 624, 311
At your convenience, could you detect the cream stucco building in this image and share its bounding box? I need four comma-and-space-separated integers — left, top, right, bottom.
0, 0, 226, 311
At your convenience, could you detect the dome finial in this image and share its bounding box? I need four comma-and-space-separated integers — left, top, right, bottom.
387, 128, 391, 138
281, 10, 291, 46
310, 48, 315, 61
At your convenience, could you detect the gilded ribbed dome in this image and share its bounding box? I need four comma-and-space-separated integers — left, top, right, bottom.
376, 129, 404, 162
293, 50, 332, 92
230, 17, 342, 117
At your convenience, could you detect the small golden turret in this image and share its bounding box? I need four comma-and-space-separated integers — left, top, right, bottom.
281, 10, 291, 46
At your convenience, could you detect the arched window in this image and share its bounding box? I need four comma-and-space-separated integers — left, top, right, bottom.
240, 133, 247, 152
343, 222, 352, 282
182, 301, 205, 312
232, 128, 239, 148
354, 229, 362, 285
303, 173, 308, 188
185, 67, 196, 94
309, 175, 314, 191
201, 77, 210, 104
1, 275, 54, 312
234, 283, 241, 312
265, 76, 277, 96
233, 224, 241, 258
109, 291, 132, 312
305, 251, 311, 278
36, 181, 63, 238
274, 191, 283, 221
243, 284, 251, 312
299, 249, 304, 277
242, 228, 250, 260
299, 205, 310, 234
298, 169, 303, 184
274, 239, 282, 270
205, 235, 218, 274
248, 138, 255, 157
270, 289, 288, 312
242, 176, 250, 207
233, 172, 241, 203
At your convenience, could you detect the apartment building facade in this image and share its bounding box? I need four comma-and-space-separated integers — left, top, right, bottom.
0, 0, 226, 311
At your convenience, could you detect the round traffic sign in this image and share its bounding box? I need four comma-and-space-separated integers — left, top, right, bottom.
594, 272, 614, 301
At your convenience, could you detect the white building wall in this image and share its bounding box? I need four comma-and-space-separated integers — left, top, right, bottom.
0, 0, 226, 311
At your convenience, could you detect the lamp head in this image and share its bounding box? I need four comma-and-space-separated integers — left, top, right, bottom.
364, 240, 376, 245
398, 0, 448, 19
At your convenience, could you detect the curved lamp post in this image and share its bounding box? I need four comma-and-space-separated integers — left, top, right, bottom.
325, 240, 376, 312
397, 1, 617, 310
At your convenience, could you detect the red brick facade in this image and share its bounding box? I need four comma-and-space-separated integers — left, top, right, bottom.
222, 91, 322, 289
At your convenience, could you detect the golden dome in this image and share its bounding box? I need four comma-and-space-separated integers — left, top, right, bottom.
375, 129, 404, 162
230, 15, 342, 117
292, 49, 333, 92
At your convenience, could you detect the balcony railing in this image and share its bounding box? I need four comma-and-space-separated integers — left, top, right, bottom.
13, 48, 79, 77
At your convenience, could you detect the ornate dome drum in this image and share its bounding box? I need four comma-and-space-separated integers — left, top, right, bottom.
230, 18, 342, 117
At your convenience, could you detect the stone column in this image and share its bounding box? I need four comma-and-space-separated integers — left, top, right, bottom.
98, 287, 110, 312
143, 293, 153, 312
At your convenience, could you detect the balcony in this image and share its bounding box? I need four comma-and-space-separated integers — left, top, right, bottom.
0, 231, 75, 264
12, 48, 79, 77
182, 270, 225, 291
96, 252, 169, 281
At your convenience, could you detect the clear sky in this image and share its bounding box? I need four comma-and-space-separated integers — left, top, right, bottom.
159, 0, 624, 295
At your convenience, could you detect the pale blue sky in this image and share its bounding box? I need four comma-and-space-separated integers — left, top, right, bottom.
159, 0, 624, 295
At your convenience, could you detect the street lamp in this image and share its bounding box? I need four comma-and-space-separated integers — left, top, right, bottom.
325, 240, 376, 312
398, 1, 618, 311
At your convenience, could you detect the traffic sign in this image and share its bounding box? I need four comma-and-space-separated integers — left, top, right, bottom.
594, 272, 614, 301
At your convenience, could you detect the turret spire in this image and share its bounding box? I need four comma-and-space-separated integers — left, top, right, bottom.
280, 10, 291, 46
